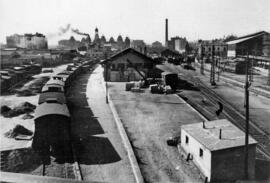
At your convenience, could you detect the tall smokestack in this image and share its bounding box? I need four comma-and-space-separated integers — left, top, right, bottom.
165, 18, 168, 47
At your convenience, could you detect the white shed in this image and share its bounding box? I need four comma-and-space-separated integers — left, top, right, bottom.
180, 119, 257, 182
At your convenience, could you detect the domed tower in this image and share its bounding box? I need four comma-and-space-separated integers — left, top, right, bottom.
85, 35, 91, 44
117, 35, 123, 43
100, 35, 106, 45
94, 27, 100, 44
124, 36, 130, 48
117, 35, 124, 50
109, 37, 115, 43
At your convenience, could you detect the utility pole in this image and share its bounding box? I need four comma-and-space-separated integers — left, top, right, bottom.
268, 59, 270, 85
210, 45, 216, 85
249, 52, 254, 82
217, 52, 220, 82
244, 52, 250, 180
105, 53, 109, 104
200, 44, 204, 75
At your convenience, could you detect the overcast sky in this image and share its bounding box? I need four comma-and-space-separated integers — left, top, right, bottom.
0, 0, 270, 46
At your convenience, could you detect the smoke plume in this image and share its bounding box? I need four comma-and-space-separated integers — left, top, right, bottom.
71, 28, 90, 37
47, 24, 71, 38
59, 24, 71, 35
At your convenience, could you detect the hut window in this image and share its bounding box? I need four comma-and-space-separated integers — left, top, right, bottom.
185, 136, 189, 144
199, 148, 203, 157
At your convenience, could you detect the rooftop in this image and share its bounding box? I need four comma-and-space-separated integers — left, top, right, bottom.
226, 31, 269, 45
181, 119, 257, 151
34, 103, 70, 119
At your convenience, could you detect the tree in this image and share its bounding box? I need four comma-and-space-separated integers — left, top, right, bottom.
69, 36, 76, 43
224, 34, 237, 42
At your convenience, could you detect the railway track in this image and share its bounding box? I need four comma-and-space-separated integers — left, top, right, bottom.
180, 72, 270, 160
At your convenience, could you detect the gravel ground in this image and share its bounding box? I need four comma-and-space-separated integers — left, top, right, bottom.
109, 82, 204, 183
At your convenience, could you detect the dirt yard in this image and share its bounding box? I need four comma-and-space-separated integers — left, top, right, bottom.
108, 82, 205, 182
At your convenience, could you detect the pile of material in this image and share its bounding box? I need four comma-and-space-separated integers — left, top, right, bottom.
16, 89, 34, 97
150, 84, 164, 94
131, 87, 142, 93
1, 102, 36, 118
164, 85, 173, 94
4, 125, 33, 139
126, 80, 145, 92
126, 82, 135, 91
1, 105, 11, 114
22, 113, 34, 120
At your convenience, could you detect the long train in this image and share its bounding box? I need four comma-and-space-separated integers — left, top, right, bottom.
32, 59, 98, 164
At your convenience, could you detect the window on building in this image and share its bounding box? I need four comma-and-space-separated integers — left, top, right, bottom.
185, 136, 189, 144
111, 64, 115, 70
118, 63, 125, 70
199, 148, 203, 157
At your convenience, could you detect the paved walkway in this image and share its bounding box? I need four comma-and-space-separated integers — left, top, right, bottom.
68, 65, 135, 183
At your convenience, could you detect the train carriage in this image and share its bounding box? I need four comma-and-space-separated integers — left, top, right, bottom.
32, 102, 72, 163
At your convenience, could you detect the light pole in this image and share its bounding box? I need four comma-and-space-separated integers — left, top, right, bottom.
105, 54, 109, 104
244, 51, 250, 180
210, 45, 216, 85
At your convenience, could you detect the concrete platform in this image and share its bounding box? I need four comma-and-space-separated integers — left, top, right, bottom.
67, 65, 136, 183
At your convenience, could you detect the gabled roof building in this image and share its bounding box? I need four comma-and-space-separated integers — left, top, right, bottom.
226, 31, 270, 57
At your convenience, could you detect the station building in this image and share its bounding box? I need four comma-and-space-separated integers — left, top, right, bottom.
180, 119, 257, 182
102, 48, 157, 82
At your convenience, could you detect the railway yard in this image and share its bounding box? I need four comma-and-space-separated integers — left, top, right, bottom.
1, 59, 270, 182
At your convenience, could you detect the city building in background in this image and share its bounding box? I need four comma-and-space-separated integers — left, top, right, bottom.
168, 36, 188, 54
130, 40, 147, 54
6, 33, 48, 49
198, 40, 228, 58
152, 41, 163, 48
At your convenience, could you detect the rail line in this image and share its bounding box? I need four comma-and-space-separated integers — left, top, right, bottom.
180, 73, 270, 160
41, 129, 83, 180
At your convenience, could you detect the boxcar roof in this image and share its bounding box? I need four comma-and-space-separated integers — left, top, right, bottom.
41, 84, 64, 92
38, 92, 66, 104
34, 103, 70, 119
46, 79, 65, 86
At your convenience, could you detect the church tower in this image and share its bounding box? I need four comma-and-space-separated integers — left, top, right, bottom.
94, 27, 100, 44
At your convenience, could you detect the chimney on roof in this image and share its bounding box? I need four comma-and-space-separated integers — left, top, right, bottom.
219, 129, 222, 139
165, 18, 168, 47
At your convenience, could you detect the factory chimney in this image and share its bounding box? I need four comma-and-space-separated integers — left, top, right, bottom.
165, 18, 168, 47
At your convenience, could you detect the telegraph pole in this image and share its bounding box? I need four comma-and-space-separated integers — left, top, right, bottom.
200, 44, 204, 75
105, 53, 109, 104
268, 60, 270, 85
210, 45, 216, 85
217, 51, 221, 82
244, 52, 250, 180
